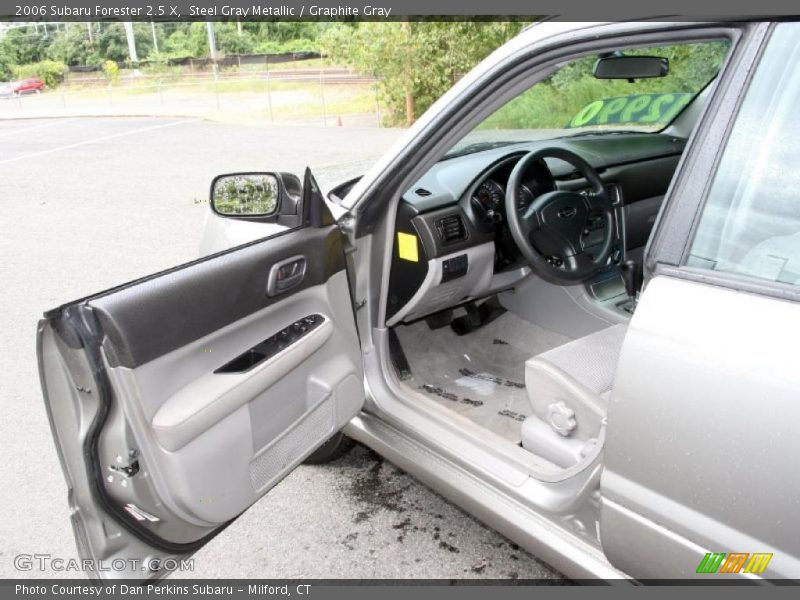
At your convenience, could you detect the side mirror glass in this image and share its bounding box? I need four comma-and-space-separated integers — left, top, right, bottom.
211, 173, 281, 217
593, 55, 669, 80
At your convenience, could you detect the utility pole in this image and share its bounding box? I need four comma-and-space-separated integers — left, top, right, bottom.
402, 18, 414, 126
207, 22, 219, 109
236, 20, 243, 36
206, 22, 217, 64
123, 22, 139, 74
150, 21, 158, 53
86, 22, 93, 43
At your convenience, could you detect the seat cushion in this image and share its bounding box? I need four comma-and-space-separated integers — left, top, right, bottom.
525, 323, 627, 442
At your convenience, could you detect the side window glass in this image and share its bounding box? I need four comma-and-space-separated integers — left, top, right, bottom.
687, 24, 800, 286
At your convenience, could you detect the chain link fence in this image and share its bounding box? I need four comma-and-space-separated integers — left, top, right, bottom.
0, 67, 383, 127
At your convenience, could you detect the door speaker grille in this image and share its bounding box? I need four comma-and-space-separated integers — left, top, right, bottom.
249, 397, 335, 492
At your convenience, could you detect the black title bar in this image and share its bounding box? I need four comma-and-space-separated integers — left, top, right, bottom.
1, 0, 800, 21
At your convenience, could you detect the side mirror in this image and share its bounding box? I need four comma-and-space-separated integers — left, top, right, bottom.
593, 55, 669, 80
210, 172, 302, 222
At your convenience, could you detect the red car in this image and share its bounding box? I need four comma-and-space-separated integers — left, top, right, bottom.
12, 77, 44, 95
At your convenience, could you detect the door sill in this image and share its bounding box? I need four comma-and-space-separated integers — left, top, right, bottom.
345, 410, 627, 581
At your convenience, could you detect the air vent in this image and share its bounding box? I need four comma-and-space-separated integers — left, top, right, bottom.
415, 188, 432, 197
435, 214, 467, 244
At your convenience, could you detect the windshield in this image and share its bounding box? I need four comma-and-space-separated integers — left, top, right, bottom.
446, 40, 730, 158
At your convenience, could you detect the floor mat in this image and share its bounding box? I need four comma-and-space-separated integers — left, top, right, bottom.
394, 311, 571, 443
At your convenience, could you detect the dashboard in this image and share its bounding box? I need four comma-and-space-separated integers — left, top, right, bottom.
385, 132, 686, 325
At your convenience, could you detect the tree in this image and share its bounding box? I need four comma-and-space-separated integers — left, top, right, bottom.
186, 22, 210, 57
0, 26, 49, 78
214, 22, 257, 54
250, 22, 331, 43
161, 29, 191, 58
91, 23, 155, 64
46, 23, 97, 65
320, 21, 529, 125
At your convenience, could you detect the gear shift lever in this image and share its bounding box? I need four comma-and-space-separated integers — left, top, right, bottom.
620, 259, 642, 300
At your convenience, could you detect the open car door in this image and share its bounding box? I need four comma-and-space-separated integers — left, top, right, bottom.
37, 170, 364, 579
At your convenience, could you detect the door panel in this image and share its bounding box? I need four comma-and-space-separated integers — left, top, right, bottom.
39, 220, 364, 578
601, 275, 800, 578
88, 225, 345, 369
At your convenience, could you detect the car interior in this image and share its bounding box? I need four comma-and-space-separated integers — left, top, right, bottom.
372, 39, 731, 476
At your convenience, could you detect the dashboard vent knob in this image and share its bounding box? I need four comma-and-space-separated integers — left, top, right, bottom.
436, 214, 467, 244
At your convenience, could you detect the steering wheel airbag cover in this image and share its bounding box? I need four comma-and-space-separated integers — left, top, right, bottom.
505, 147, 614, 284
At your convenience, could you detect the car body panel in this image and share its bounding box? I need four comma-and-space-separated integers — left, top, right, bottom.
602, 275, 800, 579
199, 209, 289, 257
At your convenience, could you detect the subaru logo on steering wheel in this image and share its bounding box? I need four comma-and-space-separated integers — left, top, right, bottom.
558, 206, 577, 219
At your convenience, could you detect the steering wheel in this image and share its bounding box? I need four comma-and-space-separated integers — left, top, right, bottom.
505, 147, 614, 284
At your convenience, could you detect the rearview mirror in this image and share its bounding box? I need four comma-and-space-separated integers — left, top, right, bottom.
210, 172, 302, 221
593, 55, 669, 80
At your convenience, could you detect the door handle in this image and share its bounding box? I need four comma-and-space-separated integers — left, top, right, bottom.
267, 255, 306, 297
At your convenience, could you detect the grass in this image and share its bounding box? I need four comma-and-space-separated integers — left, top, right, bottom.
229, 82, 378, 120
45, 76, 380, 122
62, 59, 344, 89
211, 78, 293, 94
224, 58, 330, 72
154, 78, 377, 118
59, 60, 357, 98
45, 45, 443, 127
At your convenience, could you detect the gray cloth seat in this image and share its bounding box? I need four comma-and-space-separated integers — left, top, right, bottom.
521, 323, 628, 465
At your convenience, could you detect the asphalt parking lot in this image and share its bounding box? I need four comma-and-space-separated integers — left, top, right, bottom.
0, 117, 561, 580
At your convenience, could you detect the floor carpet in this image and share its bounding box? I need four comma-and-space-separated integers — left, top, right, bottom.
393, 311, 571, 443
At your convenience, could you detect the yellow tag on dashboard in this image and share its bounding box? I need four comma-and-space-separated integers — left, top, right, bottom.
397, 232, 419, 262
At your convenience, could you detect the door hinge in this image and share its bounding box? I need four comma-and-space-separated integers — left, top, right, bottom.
337, 212, 356, 234
354, 299, 366, 311
109, 449, 140, 477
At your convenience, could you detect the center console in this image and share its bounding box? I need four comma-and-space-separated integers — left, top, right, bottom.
580, 183, 636, 313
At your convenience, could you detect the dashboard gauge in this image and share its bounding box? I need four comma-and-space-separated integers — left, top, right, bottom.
471, 179, 505, 222
517, 184, 535, 212
517, 160, 556, 212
